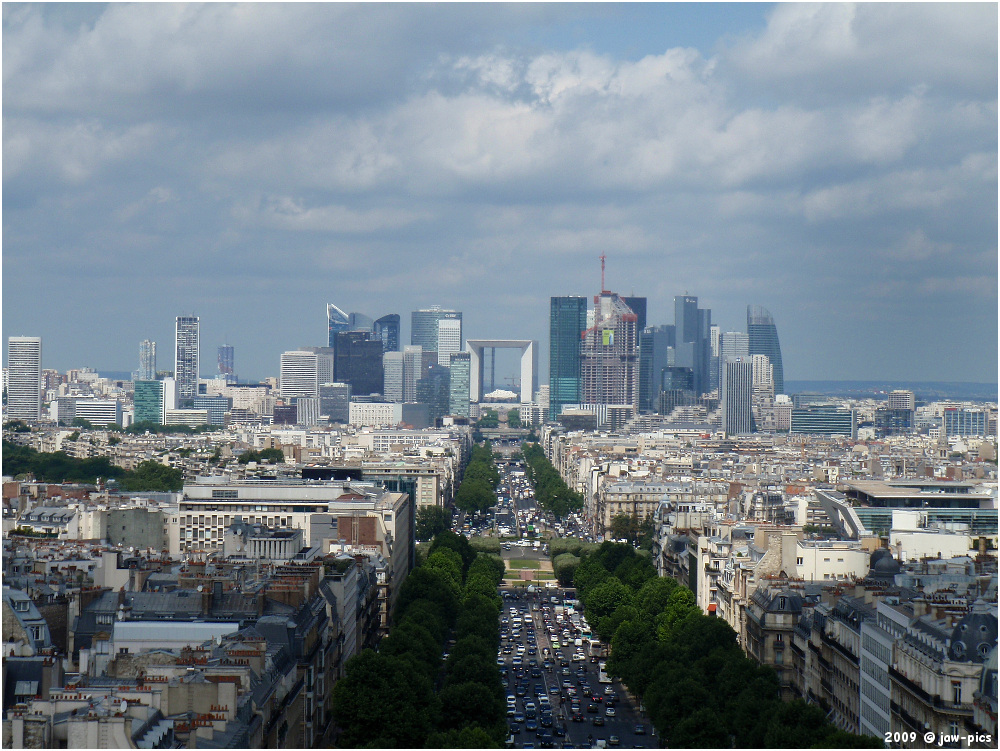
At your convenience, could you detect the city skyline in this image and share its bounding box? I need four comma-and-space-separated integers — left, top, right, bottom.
3, 4, 997, 382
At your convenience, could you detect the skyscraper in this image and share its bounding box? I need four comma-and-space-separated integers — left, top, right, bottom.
719, 331, 749, 389
174, 316, 200, 407
411, 307, 462, 356
334, 331, 384, 397
673, 296, 712, 395
403, 345, 422, 402
449, 351, 471, 417
319, 382, 352, 424
722, 356, 754, 436
638, 325, 675, 413
549, 296, 588, 421
327, 304, 350, 348
218, 344, 234, 382
747, 305, 785, 396
6, 336, 42, 421
383, 351, 404, 402
437, 318, 462, 366
280, 350, 319, 400
621, 296, 647, 333
133, 380, 165, 425
580, 293, 639, 414
373, 314, 401, 352
138, 340, 157, 381
348, 312, 374, 332
416, 364, 451, 422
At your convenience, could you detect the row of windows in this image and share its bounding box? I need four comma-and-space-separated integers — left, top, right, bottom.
859, 701, 889, 735
862, 633, 892, 664
861, 676, 891, 712
861, 656, 891, 690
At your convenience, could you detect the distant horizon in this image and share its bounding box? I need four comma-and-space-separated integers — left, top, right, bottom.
4, 5, 996, 382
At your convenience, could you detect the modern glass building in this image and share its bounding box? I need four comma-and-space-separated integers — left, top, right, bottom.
638, 325, 675, 413
217, 344, 234, 381
138, 339, 157, 381
449, 351, 471, 417
747, 305, 784, 396
327, 303, 350, 349
174, 317, 200, 408
416, 364, 451, 422
549, 296, 588, 421
374, 313, 401, 353
193, 395, 231, 426
133, 380, 164, 424
319, 382, 351, 424
334, 332, 385, 397
673, 296, 712, 396
382, 351, 404, 402
411, 307, 462, 355
791, 406, 856, 438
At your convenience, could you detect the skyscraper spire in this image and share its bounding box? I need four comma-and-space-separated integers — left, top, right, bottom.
600, 253, 608, 294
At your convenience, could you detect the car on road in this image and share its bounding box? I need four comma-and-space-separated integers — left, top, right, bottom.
608, 736, 620, 746
605, 707, 615, 717
592, 716, 605, 727
634, 724, 646, 735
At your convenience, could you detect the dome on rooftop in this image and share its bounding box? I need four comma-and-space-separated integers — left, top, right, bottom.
948, 603, 998, 663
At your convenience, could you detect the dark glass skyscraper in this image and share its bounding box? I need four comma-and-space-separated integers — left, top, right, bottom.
373, 314, 401, 353
747, 305, 784, 395
673, 296, 711, 396
638, 325, 675, 413
218, 344, 234, 381
549, 296, 588, 420
621, 296, 647, 334
327, 304, 350, 349
334, 331, 385, 397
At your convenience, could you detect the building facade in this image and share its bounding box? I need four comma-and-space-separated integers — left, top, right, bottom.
6, 336, 42, 422
174, 316, 200, 407
549, 296, 588, 421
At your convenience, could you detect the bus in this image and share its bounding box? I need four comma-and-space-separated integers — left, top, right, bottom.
598, 661, 611, 684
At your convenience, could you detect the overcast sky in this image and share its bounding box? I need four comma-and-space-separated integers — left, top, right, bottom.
3, 3, 997, 385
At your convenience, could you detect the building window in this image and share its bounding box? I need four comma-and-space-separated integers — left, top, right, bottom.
951, 682, 962, 705
796, 557, 803, 566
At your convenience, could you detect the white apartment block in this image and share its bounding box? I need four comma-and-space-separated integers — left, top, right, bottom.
349, 402, 403, 428
280, 350, 319, 400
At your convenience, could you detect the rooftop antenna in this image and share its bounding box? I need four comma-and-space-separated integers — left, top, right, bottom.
600, 253, 608, 294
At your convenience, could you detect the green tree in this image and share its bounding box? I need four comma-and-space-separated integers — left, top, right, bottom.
506, 409, 522, 428
454, 478, 495, 514
609, 513, 640, 544
438, 682, 505, 734
584, 576, 632, 623
416, 505, 452, 541
425, 726, 499, 749
331, 650, 441, 748
118, 461, 183, 492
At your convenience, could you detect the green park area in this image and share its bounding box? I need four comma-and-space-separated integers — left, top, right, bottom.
506, 559, 541, 570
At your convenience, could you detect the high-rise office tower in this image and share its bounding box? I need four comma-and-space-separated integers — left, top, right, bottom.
334, 332, 384, 397
621, 297, 647, 334
348, 312, 374, 332
411, 307, 462, 356
638, 325, 675, 413
319, 382, 352, 424
549, 296, 588, 421
383, 351, 404, 402
403, 345, 422, 402
218, 344, 235, 382
6, 336, 42, 421
174, 316, 200, 407
751, 354, 775, 432
747, 305, 784, 396
437, 318, 462, 366
709, 324, 721, 395
133, 380, 165, 425
327, 304, 350, 349
887, 390, 915, 411
302, 347, 335, 385
673, 296, 712, 396
279, 350, 319, 400
449, 351, 471, 417
373, 314, 401, 353
416, 364, 451, 422
719, 331, 749, 389
722, 356, 754, 436
138, 340, 157, 381
581, 293, 639, 413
